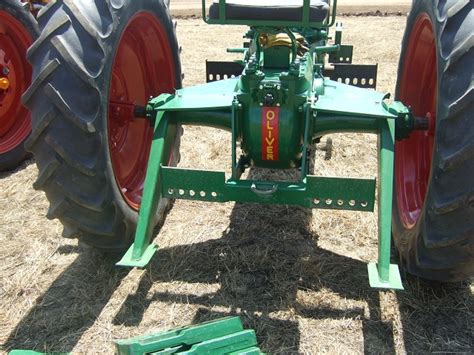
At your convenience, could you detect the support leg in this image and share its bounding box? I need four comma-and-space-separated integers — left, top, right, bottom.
368, 118, 403, 289
117, 112, 169, 267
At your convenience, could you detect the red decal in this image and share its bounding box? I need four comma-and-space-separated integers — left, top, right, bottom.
261, 107, 280, 161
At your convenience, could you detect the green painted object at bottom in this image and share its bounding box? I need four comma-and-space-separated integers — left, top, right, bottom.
115, 316, 264, 355
8, 317, 263, 355
9, 351, 68, 355
227, 346, 262, 355
367, 263, 403, 290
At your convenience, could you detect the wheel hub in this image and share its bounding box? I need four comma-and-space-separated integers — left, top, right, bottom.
108, 12, 176, 210
395, 14, 437, 229
0, 11, 32, 154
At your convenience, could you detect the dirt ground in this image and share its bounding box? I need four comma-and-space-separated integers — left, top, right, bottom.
1, 16, 473, 354
170, 0, 412, 17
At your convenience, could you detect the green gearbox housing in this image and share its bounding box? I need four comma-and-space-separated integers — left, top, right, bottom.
238, 46, 312, 169
117, 0, 428, 291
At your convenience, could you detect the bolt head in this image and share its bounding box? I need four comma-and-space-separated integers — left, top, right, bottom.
2, 67, 9, 75
0, 77, 10, 90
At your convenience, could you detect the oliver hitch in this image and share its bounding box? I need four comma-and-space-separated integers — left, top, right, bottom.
117, 0, 428, 290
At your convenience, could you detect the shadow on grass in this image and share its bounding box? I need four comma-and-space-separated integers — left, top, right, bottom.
398, 276, 473, 353
0, 158, 35, 179
112, 163, 396, 354
2, 248, 129, 353
4, 167, 471, 353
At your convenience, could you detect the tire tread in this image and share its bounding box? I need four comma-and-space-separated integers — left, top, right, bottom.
25, 0, 181, 250
393, 0, 474, 281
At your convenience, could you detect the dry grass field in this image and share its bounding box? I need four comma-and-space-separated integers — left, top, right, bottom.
169, 0, 412, 17
1, 16, 473, 354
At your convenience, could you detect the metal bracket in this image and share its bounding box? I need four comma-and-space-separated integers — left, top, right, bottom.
207, 61, 378, 90
116, 111, 170, 268
324, 63, 378, 89
368, 118, 403, 290
328, 44, 353, 64
368, 263, 403, 290
161, 167, 376, 212
206, 60, 244, 82
251, 183, 278, 197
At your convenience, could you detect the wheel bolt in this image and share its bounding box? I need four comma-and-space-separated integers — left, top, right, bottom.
0, 77, 10, 90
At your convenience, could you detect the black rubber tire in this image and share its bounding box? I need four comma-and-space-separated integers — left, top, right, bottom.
23, 0, 181, 249
0, 0, 38, 172
392, 0, 474, 282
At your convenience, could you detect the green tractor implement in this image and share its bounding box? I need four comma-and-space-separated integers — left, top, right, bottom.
10, 316, 264, 355
113, 0, 427, 289
23, 0, 474, 292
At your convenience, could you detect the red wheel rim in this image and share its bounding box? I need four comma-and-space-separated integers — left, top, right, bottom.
108, 12, 176, 210
395, 14, 437, 229
0, 10, 33, 154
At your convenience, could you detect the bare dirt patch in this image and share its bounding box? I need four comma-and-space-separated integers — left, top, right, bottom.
170, 0, 412, 17
1, 16, 473, 354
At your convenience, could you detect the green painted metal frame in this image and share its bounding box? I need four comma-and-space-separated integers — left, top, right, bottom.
116, 3, 414, 290
115, 316, 263, 355
116, 81, 404, 290
368, 118, 403, 290
161, 167, 376, 211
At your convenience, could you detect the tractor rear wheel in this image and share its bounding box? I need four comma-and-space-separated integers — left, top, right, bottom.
393, 0, 473, 281
23, 0, 181, 249
0, 0, 38, 171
